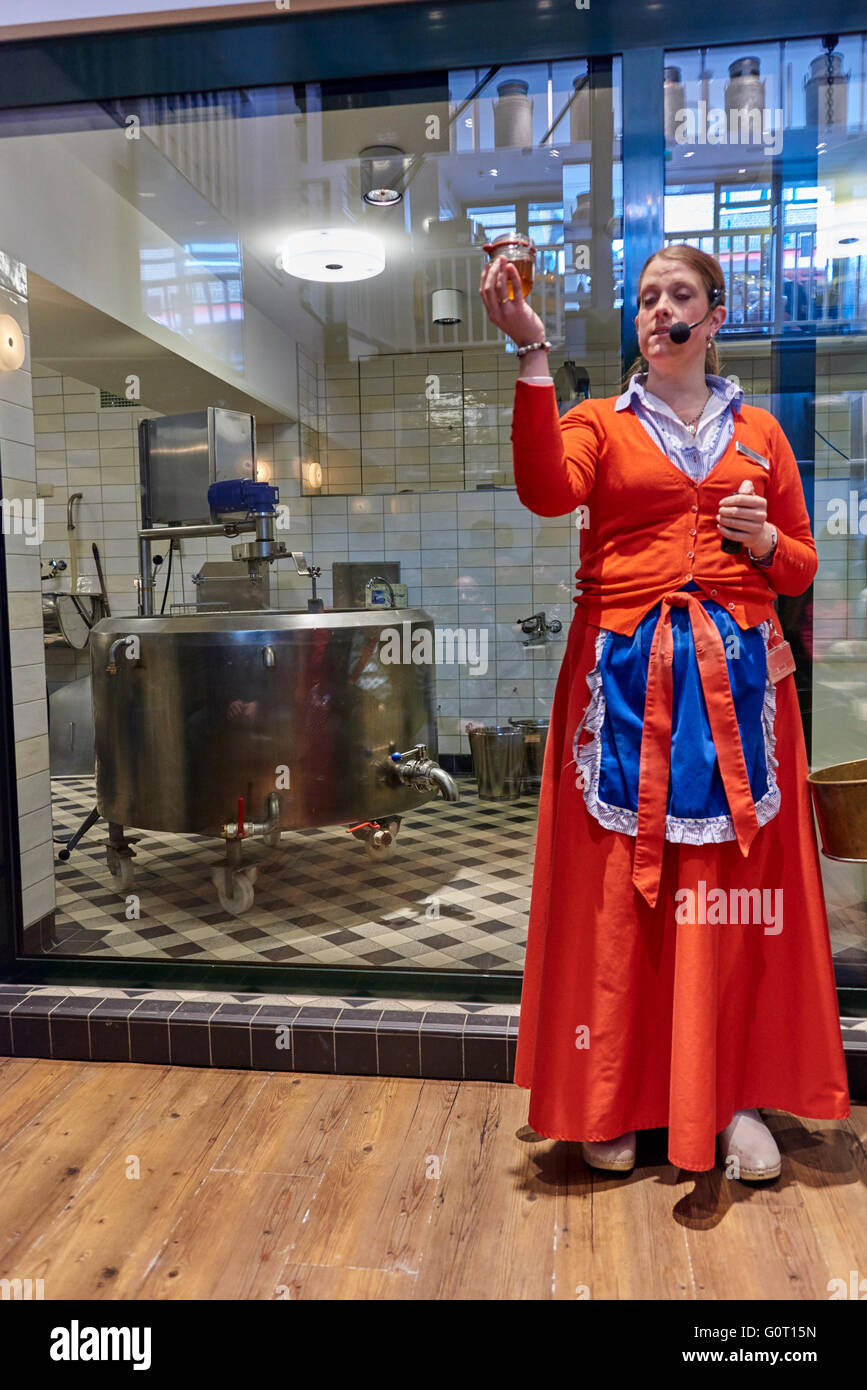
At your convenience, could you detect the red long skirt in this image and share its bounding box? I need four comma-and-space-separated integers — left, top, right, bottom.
513, 603, 851, 1171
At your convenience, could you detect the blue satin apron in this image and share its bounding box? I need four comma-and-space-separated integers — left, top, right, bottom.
572, 582, 781, 845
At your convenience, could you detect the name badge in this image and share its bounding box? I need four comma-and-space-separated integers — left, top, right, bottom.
736, 440, 770, 469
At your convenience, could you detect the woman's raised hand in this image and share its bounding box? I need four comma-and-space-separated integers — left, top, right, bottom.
479, 258, 546, 345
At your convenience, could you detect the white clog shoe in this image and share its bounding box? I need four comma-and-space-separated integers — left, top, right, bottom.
717, 1108, 782, 1181
582, 1131, 637, 1172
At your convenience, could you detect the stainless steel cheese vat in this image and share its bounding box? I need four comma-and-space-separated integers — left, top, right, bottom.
90, 608, 450, 835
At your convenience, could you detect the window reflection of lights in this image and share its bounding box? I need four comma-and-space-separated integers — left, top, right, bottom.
488, 168, 499, 176
788, 187, 825, 202
139, 239, 245, 351
665, 191, 715, 232
277, 229, 385, 282
467, 205, 516, 241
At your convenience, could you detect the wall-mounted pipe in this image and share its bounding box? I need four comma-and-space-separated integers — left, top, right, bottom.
67, 491, 82, 596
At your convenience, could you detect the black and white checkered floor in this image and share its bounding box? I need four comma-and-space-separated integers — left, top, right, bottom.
46, 775, 866, 977
49, 775, 538, 969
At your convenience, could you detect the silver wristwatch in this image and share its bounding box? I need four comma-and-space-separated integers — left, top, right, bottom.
515, 340, 552, 358
748, 525, 778, 564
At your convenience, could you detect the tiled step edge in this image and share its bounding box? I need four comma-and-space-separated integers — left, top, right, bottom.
0, 988, 518, 1081
0, 988, 864, 1095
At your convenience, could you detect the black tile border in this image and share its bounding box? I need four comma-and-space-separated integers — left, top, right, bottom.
0, 986, 862, 1097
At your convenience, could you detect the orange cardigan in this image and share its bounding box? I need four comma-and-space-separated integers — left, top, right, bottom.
510, 381, 817, 637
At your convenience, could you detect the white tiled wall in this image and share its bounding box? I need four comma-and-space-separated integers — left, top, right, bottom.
0, 265, 55, 930
35, 368, 162, 690
313, 348, 624, 493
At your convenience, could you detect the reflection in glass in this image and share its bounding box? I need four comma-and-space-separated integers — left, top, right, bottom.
666, 34, 867, 986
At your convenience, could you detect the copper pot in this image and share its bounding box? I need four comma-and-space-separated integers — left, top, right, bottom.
807, 758, 867, 861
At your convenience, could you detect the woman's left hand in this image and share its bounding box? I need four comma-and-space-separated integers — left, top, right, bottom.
717, 483, 773, 555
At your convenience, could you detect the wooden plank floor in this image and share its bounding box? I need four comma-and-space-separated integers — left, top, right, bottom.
0, 1057, 864, 1300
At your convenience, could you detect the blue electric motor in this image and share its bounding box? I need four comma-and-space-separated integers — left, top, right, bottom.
207, 479, 279, 516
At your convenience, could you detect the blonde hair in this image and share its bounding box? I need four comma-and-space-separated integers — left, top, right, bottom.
622, 244, 726, 389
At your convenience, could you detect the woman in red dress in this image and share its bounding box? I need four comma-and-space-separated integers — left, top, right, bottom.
479, 243, 850, 1179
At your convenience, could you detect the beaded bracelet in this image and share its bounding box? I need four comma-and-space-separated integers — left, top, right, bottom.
515, 340, 552, 358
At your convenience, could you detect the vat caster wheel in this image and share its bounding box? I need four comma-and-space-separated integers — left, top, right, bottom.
364, 836, 393, 860
363, 818, 401, 860
211, 868, 256, 916
106, 848, 134, 891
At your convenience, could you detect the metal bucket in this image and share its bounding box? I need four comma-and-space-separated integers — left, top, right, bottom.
807, 758, 867, 861
507, 716, 550, 795
467, 725, 525, 801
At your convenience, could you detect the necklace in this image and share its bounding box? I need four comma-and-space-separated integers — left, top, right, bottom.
677, 389, 713, 435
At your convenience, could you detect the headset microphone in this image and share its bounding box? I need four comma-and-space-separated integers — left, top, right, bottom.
667, 287, 725, 344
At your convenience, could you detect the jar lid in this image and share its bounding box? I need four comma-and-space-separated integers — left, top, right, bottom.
728, 56, 761, 78
482, 232, 534, 253
663, 66, 682, 83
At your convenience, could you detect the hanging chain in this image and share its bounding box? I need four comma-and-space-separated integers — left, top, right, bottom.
826, 44, 834, 129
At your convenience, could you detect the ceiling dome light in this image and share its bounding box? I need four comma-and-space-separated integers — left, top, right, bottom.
360, 146, 409, 206
276, 229, 385, 283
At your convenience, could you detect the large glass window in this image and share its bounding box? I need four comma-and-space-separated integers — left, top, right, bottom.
0, 55, 622, 982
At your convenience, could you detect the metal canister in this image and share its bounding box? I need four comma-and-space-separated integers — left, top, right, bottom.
508, 716, 550, 795
467, 725, 525, 801
805, 52, 849, 135
494, 80, 533, 149
807, 758, 867, 861
663, 65, 686, 145
725, 56, 765, 134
